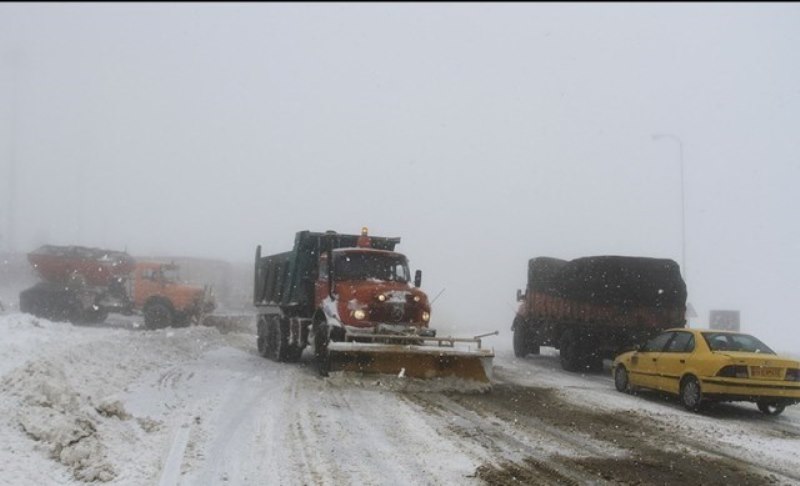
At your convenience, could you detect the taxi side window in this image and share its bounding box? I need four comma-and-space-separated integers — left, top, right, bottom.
666, 332, 694, 353
642, 332, 674, 352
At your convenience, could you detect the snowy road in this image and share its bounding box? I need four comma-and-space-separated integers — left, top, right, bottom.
1, 313, 798, 485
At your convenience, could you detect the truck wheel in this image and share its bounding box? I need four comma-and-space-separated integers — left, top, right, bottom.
559, 331, 584, 372
81, 307, 108, 325
513, 317, 529, 358
144, 302, 173, 329
274, 318, 291, 362
257, 316, 270, 358
314, 322, 330, 376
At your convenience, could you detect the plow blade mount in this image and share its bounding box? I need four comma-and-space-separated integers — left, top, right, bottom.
326, 342, 494, 384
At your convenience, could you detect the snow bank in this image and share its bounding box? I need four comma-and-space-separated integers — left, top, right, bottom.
0, 313, 234, 484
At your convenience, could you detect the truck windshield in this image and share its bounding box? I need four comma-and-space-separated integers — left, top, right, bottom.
334, 252, 410, 283
161, 266, 180, 283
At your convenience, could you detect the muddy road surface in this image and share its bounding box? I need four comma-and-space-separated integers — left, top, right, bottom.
2, 314, 798, 485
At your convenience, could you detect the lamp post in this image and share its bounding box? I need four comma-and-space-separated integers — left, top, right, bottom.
652, 133, 686, 281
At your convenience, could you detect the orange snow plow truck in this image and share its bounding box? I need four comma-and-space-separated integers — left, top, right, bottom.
19, 245, 215, 328
253, 228, 495, 385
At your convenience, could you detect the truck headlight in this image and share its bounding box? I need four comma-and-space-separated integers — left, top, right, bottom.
422, 312, 430, 322
413, 295, 421, 302
354, 309, 367, 320
377, 294, 386, 302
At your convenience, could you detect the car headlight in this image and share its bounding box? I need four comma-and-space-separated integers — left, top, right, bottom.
422, 311, 430, 322
353, 309, 367, 320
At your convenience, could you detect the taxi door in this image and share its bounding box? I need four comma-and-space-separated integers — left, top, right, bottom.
628, 331, 675, 390
655, 331, 696, 394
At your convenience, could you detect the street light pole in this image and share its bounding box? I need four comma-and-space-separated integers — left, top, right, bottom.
652, 133, 686, 281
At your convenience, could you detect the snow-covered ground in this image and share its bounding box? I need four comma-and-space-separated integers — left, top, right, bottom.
1, 312, 798, 485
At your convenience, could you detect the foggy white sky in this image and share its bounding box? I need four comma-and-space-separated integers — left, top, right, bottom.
2, 4, 799, 350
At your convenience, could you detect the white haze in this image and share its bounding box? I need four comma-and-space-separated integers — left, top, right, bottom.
1, 4, 799, 351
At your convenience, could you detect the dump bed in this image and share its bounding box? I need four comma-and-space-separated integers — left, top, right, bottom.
27, 245, 136, 287
254, 230, 400, 311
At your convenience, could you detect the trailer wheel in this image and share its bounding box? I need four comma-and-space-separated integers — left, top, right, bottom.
144, 301, 173, 329
559, 331, 584, 372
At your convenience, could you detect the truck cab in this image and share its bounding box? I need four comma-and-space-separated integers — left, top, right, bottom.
133, 262, 215, 328
315, 247, 431, 333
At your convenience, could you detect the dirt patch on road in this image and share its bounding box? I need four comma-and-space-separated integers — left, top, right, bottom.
415, 384, 781, 485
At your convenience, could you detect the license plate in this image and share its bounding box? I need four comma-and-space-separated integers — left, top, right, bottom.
750, 367, 781, 379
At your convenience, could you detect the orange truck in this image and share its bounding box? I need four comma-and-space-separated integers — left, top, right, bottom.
19, 245, 215, 328
253, 228, 495, 384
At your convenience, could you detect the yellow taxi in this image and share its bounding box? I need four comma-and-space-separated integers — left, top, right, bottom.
612, 328, 800, 415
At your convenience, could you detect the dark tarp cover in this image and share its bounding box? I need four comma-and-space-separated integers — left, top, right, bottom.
529, 256, 686, 308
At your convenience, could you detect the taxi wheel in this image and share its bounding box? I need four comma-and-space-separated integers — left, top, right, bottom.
680, 376, 703, 412
614, 365, 630, 393
756, 401, 786, 416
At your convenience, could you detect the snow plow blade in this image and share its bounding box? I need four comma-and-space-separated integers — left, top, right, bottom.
326, 332, 496, 385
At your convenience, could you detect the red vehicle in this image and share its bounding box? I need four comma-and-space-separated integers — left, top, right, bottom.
20, 245, 215, 328
253, 228, 494, 383
513, 256, 687, 371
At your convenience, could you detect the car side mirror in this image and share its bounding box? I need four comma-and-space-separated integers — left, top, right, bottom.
516, 289, 524, 302
414, 270, 422, 288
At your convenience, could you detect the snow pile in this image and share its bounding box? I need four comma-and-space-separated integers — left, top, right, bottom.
3, 360, 118, 481
0, 312, 235, 484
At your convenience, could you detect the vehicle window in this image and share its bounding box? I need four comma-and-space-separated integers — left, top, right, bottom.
702, 332, 775, 354
334, 252, 410, 282
642, 332, 674, 352
666, 332, 694, 353
161, 267, 179, 283
319, 258, 329, 281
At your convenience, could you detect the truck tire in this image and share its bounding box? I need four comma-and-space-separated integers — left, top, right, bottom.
274, 318, 291, 362
81, 307, 109, 325
144, 301, 173, 329
513, 317, 529, 358
314, 321, 330, 376
257, 316, 270, 358
559, 330, 584, 372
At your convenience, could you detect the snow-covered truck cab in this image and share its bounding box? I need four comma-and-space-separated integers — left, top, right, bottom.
133, 262, 215, 329
315, 240, 432, 335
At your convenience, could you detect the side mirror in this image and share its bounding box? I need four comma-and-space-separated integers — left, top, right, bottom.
516, 289, 524, 302
414, 270, 422, 288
